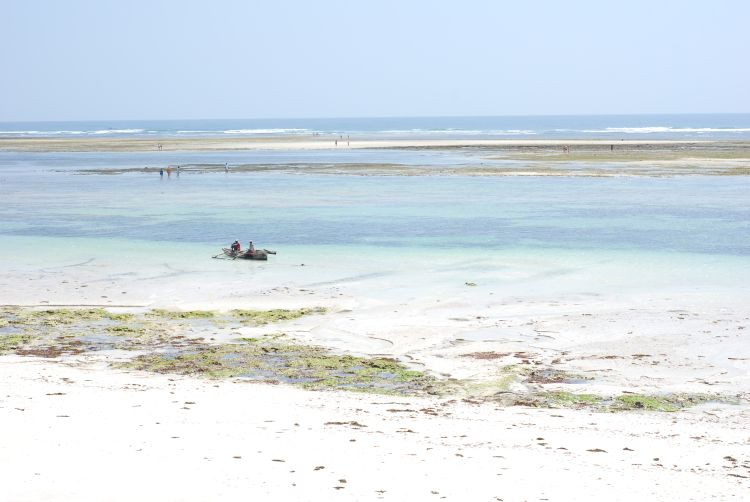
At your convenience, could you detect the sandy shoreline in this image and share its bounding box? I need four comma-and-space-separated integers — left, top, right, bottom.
2, 358, 748, 501
0, 135, 739, 152
6, 136, 750, 177
1, 241, 749, 499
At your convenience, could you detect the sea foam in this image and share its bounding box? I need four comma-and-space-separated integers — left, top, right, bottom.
0, 128, 145, 136
222, 128, 310, 134
377, 129, 536, 135
581, 127, 750, 134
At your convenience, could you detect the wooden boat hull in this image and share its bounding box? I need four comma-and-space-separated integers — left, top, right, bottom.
220, 248, 269, 260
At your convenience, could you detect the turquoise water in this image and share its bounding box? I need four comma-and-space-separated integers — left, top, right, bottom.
1, 151, 749, 257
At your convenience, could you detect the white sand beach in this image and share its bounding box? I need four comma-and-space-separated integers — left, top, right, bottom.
1, 235, 749, 500
2, 358, 748, 502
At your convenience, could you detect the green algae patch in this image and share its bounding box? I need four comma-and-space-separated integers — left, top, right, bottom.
508, 390, 717, 412
465, 363, 709, 413
24, 308, 111, 325
238, 333, 286, 344
121, 345, 267, 378
7, 308, 135, 327
1, 307, 197, 356
535, 391, 603, 408
105, 325, 146, 336
106, 312, 135, 322
289, 354, 430, 392
119, 339, 432, 395
0, 334, 32, 353
611, 393, 711, 412
147, 309, 216, 319
144, 306, 328, 324
231, 307, 326, 325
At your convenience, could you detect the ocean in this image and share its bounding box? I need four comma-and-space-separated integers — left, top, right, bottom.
1, 113, 750, 140
2, 154, 749, 256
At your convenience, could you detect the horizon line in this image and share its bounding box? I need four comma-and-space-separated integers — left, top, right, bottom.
1, 112, 750, 124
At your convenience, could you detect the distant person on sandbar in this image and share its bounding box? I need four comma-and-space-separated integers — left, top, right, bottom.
159, 169, 164, 177
224, 162, 229, 172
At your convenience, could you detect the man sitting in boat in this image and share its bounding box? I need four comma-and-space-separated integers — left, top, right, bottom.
244, 241, 256, 257
230, 240, 241, 253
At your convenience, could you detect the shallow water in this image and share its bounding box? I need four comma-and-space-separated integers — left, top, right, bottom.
1, 150, 749, 307
1, 152, 749, 256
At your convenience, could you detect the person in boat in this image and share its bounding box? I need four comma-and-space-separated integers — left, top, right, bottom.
230, 240, 241, 253
244, 240, 256, 256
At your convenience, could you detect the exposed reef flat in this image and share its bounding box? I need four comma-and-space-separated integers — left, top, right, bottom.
0, 135, 745, 153
42, 139, 750, 177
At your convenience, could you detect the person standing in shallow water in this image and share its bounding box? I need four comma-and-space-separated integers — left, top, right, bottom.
159, 169, 164, 178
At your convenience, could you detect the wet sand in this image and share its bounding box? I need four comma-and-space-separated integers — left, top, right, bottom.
0, 135, 742, 153
75, 159, 750, 177
6, 136, 747, 177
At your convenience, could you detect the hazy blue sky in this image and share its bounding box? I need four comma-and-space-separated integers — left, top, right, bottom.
2, 0, 748, 121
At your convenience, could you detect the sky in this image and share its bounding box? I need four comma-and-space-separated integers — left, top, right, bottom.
1, 0, 749, 121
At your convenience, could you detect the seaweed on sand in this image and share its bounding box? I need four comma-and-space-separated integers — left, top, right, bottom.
0, 334, 33, 354
147, 309, 216, 319
119, 337, 432, 395
230, 307, 327, 325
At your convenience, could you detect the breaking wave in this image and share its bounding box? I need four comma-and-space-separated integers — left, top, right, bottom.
579, 127, 750, 134
376, 129, 537, 136
0, 128, 145, 136
222, 128, 310, 134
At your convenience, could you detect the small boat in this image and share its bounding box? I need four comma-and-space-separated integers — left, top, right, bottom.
214, 248, 277, 261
